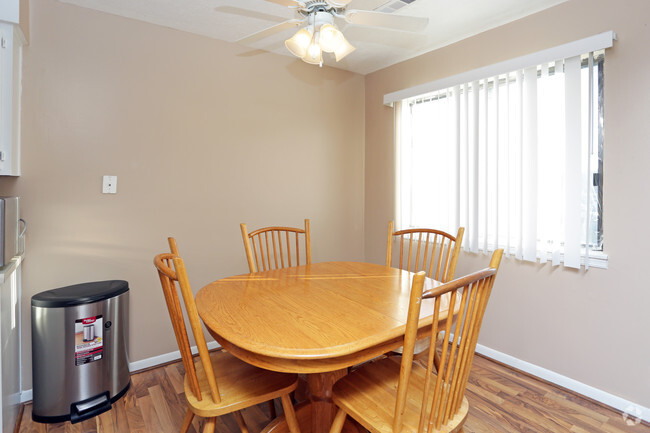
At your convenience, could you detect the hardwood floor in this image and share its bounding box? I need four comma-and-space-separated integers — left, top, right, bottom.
17, 353, 648, 433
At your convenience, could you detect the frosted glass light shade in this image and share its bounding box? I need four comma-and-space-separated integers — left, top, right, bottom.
334, 37, 355, 62
285, 17, 356, 66
285, 28, 313, 58
319, 24, 344, 53
302, 39, 323, 65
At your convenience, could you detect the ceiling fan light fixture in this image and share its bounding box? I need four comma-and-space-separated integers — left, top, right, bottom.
319, 23, 344, 53
334, 37, 355, 62
285, 27, 313, 58
240, 0, 430, 68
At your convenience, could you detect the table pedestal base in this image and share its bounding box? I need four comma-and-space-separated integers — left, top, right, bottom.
262, 369, 364, 433
261, 401, 364, 433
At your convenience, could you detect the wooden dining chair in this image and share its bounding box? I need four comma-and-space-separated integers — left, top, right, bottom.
386, 222, 465, 359
386, 221, 465, 283
154, 251, 301, 433
329, 249, 503, 433
167, 236, 280, 419
240, 219, 311, 273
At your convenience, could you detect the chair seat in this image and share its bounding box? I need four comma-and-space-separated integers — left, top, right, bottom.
332, 357, 468, 433
186, 350, 299, 418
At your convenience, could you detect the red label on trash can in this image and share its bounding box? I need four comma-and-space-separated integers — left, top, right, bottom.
74, 315, 103, 366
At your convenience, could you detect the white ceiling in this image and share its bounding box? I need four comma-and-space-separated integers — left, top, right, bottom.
58, 0, 567, 75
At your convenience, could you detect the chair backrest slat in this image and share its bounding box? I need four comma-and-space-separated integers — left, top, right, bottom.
386, 221, 465, 283
392, 271, 426, 431
278, 231, 285, 268
240, 219, 311, 273
168, 237, 179, 255
154, 251, 221, 404
156, 263, 200, 398
416, 295, 442, 433
265, 232, 272, 270
393, 249, 503, 433
285, 231, 292, 267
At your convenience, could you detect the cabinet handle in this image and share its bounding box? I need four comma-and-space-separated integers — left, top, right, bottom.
18, 218, 26, 256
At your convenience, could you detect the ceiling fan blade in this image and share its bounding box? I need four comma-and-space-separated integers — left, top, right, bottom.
345, 0, 387, 10
264, 0, 306, 7
214, 6, 288, 23
344, 10, 429, 32
236, 19, 303, 45
325, 0, 353, 7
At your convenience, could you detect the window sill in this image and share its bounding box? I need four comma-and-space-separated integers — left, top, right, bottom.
469, 246, 609, 269
519, 249, 608, 269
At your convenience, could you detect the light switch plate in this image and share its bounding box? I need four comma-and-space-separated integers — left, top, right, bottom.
102, 175, 117, 194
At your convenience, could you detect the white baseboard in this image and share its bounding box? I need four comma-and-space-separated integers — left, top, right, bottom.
128, 341, 221, 372
476, 344, 650, 425
20, 341, 221, 404
20, 389, 31, 404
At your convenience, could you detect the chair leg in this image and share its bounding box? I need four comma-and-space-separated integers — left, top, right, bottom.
433, 350, 442, 371
202, 417, 216, 433
268, 399, 277, 419
433, 331, 445, 371
280, 393, 301, 433
181, 409, 195, 433
234, 410, 250, 433
329, 408, 347, 433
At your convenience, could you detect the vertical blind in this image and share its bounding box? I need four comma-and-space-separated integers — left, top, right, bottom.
393, 33, 613, 269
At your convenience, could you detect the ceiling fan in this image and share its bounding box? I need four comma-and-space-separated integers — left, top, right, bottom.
236, 0, 429, 66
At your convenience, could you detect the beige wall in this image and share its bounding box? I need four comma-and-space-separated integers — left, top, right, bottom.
0, 0, 365, 389
364, 0, 650, 407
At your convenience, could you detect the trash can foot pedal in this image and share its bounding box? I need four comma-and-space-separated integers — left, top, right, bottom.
70, 391, 111, 424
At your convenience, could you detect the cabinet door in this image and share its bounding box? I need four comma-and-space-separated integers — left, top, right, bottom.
0, 23, 22, 176
0, 1, 19, 24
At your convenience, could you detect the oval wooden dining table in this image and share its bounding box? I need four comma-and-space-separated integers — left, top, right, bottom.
195, 261, 449, 433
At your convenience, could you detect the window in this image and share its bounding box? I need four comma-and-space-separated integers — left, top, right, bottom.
391, 34, 613, 269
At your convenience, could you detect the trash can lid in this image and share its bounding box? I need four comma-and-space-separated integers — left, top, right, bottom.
31, 280, 129, 308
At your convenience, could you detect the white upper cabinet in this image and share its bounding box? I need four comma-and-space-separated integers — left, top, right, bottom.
0, 0, 19, 25
0, 22, 23, 176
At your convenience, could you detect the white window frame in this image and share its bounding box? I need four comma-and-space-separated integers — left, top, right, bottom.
387, 32, 615, 270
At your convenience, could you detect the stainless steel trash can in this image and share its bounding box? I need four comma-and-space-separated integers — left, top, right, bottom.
31, 280, 130, 423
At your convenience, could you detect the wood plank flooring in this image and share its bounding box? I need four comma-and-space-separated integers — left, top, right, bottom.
17, 353, 648, 433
